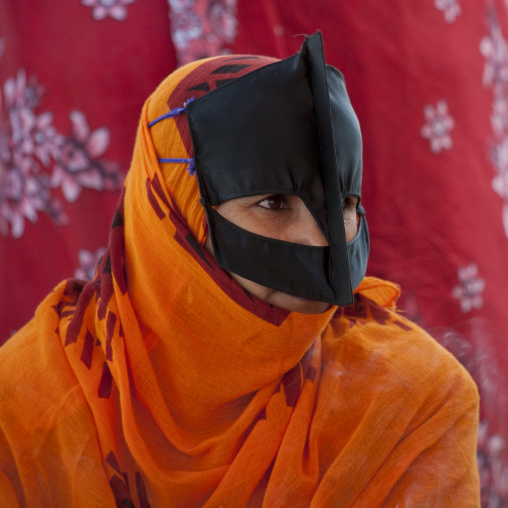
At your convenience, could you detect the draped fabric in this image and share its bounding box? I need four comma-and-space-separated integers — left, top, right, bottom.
0, 0, 505, 503
229, 3, 508, 501
0, 56, 479, 506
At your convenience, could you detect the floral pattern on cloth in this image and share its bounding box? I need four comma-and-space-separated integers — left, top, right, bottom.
481, 14, 508, 237
81, 0, 136, 21
168, 0, 238, 66
420, 99, 455, 153
434, 0, 461, 23
74, 247, 107, 281
0, 70, 123, 238
50, 111, 121, 203
478, 421, 508, 506
451, 262, 486, 313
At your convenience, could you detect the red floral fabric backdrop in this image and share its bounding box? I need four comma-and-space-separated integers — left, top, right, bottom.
0, 0, 177, 337
1, 0, 507, 503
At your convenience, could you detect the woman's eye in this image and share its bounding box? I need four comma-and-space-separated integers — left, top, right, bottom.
258, 195, 288, 210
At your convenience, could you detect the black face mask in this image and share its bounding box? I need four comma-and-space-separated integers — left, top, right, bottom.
186, 32, 369, 306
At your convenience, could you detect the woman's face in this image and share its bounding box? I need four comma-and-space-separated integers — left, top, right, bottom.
205, 194, 359, 314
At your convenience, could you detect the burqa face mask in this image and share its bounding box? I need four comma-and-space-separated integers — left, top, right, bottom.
186, 32, 369, 306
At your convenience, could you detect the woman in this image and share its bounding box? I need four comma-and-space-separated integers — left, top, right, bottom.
0, 33, 480, 507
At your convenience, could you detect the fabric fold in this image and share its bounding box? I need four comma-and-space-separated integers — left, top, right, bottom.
0, 51, 480, 507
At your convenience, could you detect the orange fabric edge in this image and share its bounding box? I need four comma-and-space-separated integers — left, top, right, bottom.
354, 276, 401, 309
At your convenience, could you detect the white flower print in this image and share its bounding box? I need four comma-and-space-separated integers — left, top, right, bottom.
491, 93, 508, 137
480, 23, 508, 88
0, 154, 53, 238
420, 100, 455, 154
492, 170, 508, 235
0, 70, 68, 237
81, 0, 135, 21
3, 69, 44, 112
0, 69, 122, 238
482, 17, 508, 238
209, 1, 238, 42
434, 0, 461, 23
491, 135, 508, 236
74, 247, 106, 280
491, 135, 508, 174
171, 11, 203, 49
168, 0, 196, 13
477, 421, 508, 504
18, 110, 63, 167
51, 111, 122, 203
168, 0, 238, 66
451, 263, 485, 313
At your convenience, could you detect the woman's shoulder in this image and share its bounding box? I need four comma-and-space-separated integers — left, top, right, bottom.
316, 278, 480, 505
323, 277, 478, 402
0, 281, 87, 430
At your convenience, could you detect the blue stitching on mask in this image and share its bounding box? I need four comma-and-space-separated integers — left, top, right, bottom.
148, 97, 195, 127
151, 97, 196, 175
158, 158, 195, 176
186, 160, 195, 176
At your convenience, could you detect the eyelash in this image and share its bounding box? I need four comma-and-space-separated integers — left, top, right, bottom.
256, 195, 358, 213
257, 194, 289, 211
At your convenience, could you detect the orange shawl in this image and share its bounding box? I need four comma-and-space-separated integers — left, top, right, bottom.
0, 57, 480, 507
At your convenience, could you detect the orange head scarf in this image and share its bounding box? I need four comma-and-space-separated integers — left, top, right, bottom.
62, 54, 351, 505
0, 54, 479, 508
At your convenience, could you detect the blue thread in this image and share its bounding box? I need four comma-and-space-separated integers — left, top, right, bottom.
148, 97, 194, 127
158, 158, 193, 164
186, 161, 196, 176
148, 108, 185, 127
157, 158, 196, 176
